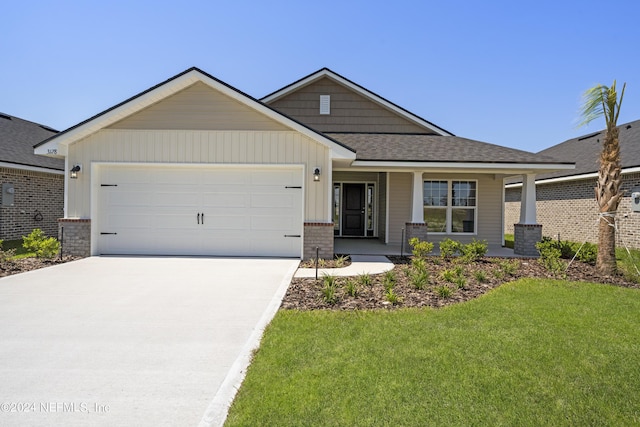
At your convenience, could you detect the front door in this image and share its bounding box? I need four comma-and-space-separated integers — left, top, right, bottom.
342, 183, 365, 236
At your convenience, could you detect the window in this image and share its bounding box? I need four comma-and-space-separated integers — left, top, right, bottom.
423, 180, 476, 233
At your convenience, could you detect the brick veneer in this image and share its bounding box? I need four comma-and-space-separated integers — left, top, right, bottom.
58, 219, 91, 258
0, 167, 63, 240
303, 222, 334, 260
405, 222, 428, 250
514, 223, 542, 256
505, 172, 640, 249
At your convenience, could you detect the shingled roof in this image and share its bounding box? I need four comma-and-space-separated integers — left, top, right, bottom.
0, 113, 63, 171
534, 119, 640, 181
326, 133, 568, 164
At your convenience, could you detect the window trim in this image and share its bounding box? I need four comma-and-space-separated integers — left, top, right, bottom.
423, 179, 478, 235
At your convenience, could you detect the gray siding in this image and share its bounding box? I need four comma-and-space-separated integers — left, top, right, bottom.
267, 77, 431, 134
388, 172, 412, 244
109, 82, 289, 131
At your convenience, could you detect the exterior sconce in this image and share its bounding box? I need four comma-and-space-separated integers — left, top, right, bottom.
70, 164, 82, 179
313, 167, 321, 182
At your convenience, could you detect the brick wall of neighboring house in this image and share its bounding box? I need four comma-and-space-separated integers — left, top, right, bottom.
0, 167, 64, 241
505, 172, 640, 249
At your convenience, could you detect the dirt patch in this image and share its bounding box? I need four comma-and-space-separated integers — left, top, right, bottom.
0, 256, 80, 278
282, 256, 640, 311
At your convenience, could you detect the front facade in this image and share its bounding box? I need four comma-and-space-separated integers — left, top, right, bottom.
0, 114, 64, 240
36, 67, 571, 259
505, 120, 640, 248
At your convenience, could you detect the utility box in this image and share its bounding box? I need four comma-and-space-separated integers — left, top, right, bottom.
632, 190, 640, 213
2, 183, 15, 207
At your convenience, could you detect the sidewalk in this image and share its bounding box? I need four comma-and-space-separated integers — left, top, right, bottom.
294, 255, 394, 278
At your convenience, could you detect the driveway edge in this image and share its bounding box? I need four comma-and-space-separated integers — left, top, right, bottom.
198, 260, 298, 427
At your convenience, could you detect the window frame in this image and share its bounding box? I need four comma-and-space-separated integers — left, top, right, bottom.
423, 179, 478, 235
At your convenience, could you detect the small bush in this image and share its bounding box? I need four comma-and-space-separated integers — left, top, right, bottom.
409, 237, 434, 258
410, 269, 429, 290
321, 274, 338, 305
0, 240, 16, 264
22, 229, 60, 259
385, 288, 402, 305
536, 238, 565, 275
499, 260, 519, 276
335, 255, 350, 268
358, 273, 372, 286
435, 285, 453, 298
344, 279, 358, 297
473, 270, 488, 283
575, 242, 597, 265
411, 257, 427, 273
460, 239, 488, 263
383, 270, 396, 291
439, 238, 462, 259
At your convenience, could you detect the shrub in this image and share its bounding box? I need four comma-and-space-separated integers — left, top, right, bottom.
460, 239, 488, 263
22, 229, 60, 259
411, 257, 427, 273
575, 242, 597, 265
321, 274, 338, 305
473, 270, 488, 283
409, 237, 434, 259
499, 260, 519, 276
410, 269, 429, 290
435, 285, 453, 298
385, 288, 402, 305
335, 255, 350, 268
0, 240, 16, 264
536, 238, 565, 275
358, 273, 372, 286
344, 279, 358, 297
383, 270, 396, 291
439, 238, 462, 259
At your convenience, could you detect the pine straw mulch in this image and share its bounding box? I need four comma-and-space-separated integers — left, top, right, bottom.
0, 256, 80, 278
282, 256, 640, 311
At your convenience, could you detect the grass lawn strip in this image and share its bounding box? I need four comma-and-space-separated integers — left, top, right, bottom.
226, 279, 640, 426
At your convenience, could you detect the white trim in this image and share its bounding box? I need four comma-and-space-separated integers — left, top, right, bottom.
261, 69, 453, 136
0, 161, 64, 175
63, 157, 69, 218
35, 69, 356, 161
505, 166, 640, 188
385, 172, 390, 244
349, 161, 575, 173
501, 177, 506, 246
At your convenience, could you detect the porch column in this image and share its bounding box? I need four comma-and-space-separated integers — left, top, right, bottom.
514, 173, 542, 256
406, 171, 428, 248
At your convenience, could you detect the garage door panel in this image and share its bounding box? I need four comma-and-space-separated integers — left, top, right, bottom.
98, 166, 302, 257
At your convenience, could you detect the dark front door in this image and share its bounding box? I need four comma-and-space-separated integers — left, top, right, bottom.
342, 183, 365, 236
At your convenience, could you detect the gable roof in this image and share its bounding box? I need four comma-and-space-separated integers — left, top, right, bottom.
261, 68, 454, 136
0, 113, 63, 172
534, 119, 640, 181
34, 67, 356, 160
328, 133, 574, 174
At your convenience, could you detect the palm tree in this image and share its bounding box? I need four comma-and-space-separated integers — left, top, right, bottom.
578, 80, 626, 275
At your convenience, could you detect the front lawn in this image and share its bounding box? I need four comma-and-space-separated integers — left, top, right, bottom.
226, 279, 640, 426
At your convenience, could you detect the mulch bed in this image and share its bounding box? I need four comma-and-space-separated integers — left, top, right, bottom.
282, 256, 640, 311
0, 256, 80, 278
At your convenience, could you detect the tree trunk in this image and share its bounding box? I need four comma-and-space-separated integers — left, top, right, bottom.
595, 126, 622, 275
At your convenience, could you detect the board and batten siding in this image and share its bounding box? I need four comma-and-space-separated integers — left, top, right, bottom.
109, 82, 289, 131
387, 172, 503, 247
66, 129, 329, 221
267, 77, 430, 134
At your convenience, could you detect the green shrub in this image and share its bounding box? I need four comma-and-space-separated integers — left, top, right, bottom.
536, 238, 565, 275
409, 237, 434, 258
22, 229, 60, 259
358, 273, 372, 287
334, 255, 350, 268
473, 270, 488, 283
344, 279, 358, 297
498, 259, 519, 276
435, 285, 453, 298
410, 269, 429, 290
321, 274, 338, 305
460, 239, 488, 263
0, 239, 16, 264
411, 257, 427, 273
385, 288, 401, 305
453, 275, 467, 289
439, 238, 462, 259
575, 242, 597, 265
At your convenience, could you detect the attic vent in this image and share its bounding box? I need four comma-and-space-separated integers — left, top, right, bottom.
319, 95, 330, 115
578, 132, 600, 141
0, 113, 11, 120
627, 125, 632, 129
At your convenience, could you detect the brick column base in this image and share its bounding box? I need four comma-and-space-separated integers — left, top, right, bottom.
303, 222, 334, 260
405, 222, 428, 251
514, 223, 542, 257
58, 219, 91, 258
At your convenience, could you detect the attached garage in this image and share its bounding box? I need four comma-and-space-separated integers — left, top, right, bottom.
95, 164, 303, 257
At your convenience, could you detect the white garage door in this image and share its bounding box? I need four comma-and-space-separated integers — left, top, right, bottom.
97, 165, 303, 257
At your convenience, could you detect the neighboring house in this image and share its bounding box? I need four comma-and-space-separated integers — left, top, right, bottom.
0, 113, 64, 240
505, 119, 640, 248
35, 67, 572, 259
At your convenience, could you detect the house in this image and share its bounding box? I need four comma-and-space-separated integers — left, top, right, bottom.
0, 113, 64, 240
34, 67, 572, 259
505, 120, 640, 248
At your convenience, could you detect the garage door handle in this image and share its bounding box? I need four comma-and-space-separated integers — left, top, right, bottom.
284, 235, 301, 238
197, 213, 200, 224
201, 213, 204, 224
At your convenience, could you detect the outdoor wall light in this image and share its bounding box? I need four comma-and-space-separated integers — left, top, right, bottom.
70, 164, 82, 179
313, 167, 321, 182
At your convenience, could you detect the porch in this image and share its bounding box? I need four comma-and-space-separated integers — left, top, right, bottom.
334, 238, 528, 258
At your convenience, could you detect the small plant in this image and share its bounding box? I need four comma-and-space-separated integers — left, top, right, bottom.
0, 240, 16, 264
435, 285, 453, 298
453, 275, 467, 289
536, 238, 566, 276
498, 259, 519, 276
576, 242, 597, 265
22, 229, 60, 259
441, 268, 458, 283
358, 273, 372, 286
439, 238, 462, 259
383, 270, 396, 290
344, 279, 359, 297
321, 274, 338, 305
409, 237, 434, 259
317, 258, 328, 268
334, 255, 350, 268
492, 268, 505, 279
473, 270, 488, 282
385, 288, 402, 305
411, 257, 427, 273
410, 269, 429, 290
460, 239, 488, 263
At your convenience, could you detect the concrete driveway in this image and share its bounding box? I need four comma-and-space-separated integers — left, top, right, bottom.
0, 256, 298, 427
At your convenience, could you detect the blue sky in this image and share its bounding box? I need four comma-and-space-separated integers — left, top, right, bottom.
2, 0, 639, 152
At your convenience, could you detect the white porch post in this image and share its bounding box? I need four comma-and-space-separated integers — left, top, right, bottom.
519, 173, 537, 224
411, 171, 424, 223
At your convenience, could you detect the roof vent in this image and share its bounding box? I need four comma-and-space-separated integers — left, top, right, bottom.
578, 132, 600, 141
627, 124, 632, 129
0, 113, 11, 120
39, 125, 58, 133
319, 95, 330, 115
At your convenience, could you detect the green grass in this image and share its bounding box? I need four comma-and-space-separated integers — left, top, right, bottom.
226, 280, 640, 426
1, 239, 35, 258
504, 233, 514, 249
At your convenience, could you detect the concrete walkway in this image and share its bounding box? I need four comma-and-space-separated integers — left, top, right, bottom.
294, 255, 394, 278
0, 256, 298, 427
